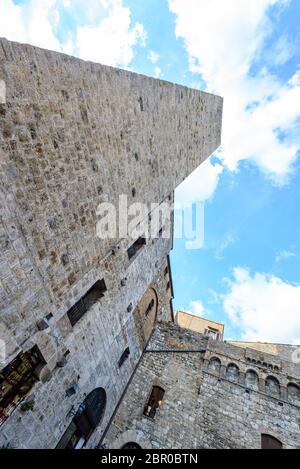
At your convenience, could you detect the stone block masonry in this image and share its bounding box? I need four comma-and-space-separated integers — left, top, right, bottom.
0, 79, 5, 104
103, 322, 300, 449
0, 39, 222, 448
0, 38, 222, 349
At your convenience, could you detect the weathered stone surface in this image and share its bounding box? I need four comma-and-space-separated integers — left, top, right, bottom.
0, 79, 5, 104
0, 39, 222, 449
103, 322, 300, 450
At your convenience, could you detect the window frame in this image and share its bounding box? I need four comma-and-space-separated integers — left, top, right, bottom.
143, 385, 165, 420
127, 237, 146, 261
67, 278, 107, 327
118, 347, 131, 368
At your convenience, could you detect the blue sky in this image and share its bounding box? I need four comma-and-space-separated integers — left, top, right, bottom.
1, 0, 300, 343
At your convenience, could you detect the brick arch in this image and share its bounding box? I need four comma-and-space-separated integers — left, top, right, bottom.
255, 427, 285, 449
287, 382, 300, 404
261, 434, 283, 449
245, 369, 259, 390
265, 375, 281, 398
208, 356, 222, 375
226, 362, 240, 383
110, 430, 152, 450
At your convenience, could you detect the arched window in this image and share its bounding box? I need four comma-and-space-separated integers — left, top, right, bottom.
143, 386, 165, 419
226, 363, 239, 383
261, 434, 283, 449
56, 388, 106, 449
122, 442, 142, 449
245, 370, 259, 390
208, 357, 221, 374
287, 383, 300, 404
265, 376, 280, 398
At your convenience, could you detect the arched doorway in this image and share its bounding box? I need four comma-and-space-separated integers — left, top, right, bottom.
261, 434, 283, 449
56, 388, 107, 449
122, 442, 142, 449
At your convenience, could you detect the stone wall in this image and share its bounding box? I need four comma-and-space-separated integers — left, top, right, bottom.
0, 37, 222, 363
103, 322, 300, 449
0, 260, 173, 449
0, 39, 222, 449
227, 341, 300, 364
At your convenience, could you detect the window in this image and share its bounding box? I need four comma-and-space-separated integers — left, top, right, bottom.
205, 327, 220, 340
287, 383, 300, 404
0, 346, 45, 426
56, 388, 106, 449
145, 299, 155, 318
122, 442, 142, 449
164, 266, 168, 277
127, 238, 146, 260
143, 386, 165, 419
166, 282, 170, 292
118, 348, 130, 368
226, 363, 240, 383
208, 357, 221, 374
261, 434, 283, 449
67, 279, 107, 327
265, 376, 280, 398
245, 370, 259, 391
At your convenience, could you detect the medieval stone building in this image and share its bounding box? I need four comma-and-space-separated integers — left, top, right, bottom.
102, 315, 300, 449
0, 38, 299, 450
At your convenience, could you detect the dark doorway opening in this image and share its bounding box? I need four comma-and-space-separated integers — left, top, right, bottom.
122, 442, 142, 449
261, 434, 283, 449
56, 388, 107, 449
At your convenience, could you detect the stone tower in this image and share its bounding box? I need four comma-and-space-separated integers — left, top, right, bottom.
0, 38, 222, 449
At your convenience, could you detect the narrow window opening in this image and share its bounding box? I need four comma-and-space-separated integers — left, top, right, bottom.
145, 299, 155, 318
67, 279, 107, 327
118, 348, 130, 368
127, 238, 146, 260
143, 386, 165, 419
139, 96, 144, 111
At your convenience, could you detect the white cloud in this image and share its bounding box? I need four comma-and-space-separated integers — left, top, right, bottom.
77, 3, 147, 67
275, 250, 297, 263
0, 0, 63, 52
188, 300, 205, 317
148, 50, 159, 63
169, 0, 300, 187
0, 0, 146, 68
175, 157, 223, 204
223, 267, 300, 344
154, 66, 162, 78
